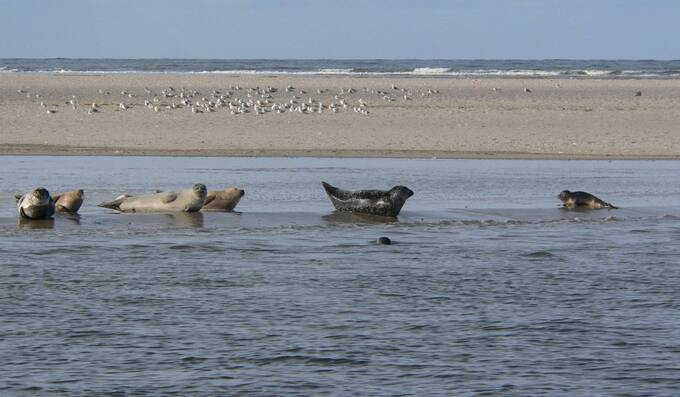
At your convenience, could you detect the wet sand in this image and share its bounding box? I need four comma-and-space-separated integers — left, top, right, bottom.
2, 73, 680, 158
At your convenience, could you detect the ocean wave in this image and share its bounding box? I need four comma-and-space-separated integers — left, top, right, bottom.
410, 67, 452, 74
3, 65, 680, 78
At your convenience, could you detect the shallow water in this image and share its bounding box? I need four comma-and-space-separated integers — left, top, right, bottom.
2, 156, 680, 396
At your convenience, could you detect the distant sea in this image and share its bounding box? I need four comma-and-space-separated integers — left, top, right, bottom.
1, 59, 679, 78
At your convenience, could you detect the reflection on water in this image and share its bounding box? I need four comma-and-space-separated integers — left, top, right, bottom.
16, 217, 54, 230
1, 156, 680, 395
322, 211, 401, 224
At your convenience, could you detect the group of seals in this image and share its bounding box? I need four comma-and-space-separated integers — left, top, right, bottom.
14, 185, 245, 219
14, 182, 616, 223
98, 186, 245, 213
15, 188, 83, 219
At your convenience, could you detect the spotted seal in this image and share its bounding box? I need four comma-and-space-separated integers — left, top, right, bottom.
53, 189, 84, 214
558, 190, 618, 209
321, 181, 414, 217
16, 187, 55, 219
98, 184, 207, 213
201, 188, 245, 212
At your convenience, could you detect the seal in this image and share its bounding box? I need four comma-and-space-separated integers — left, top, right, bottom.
376, 237, 392, 245
201, 188, 245, 212
98, 184, 207, 213
558, 190, 618, 209
16, 187, 55, 219
53, 189, 84, 214
321, 181, 414, 217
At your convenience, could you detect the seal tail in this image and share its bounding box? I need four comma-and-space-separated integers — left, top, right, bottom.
598, 198, 618, 209
98, 194, 129, 211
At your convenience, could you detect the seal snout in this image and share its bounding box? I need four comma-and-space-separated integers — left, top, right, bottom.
239, 189, 245, 197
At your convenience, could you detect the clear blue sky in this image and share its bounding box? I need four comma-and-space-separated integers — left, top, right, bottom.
1, 0, 678, 59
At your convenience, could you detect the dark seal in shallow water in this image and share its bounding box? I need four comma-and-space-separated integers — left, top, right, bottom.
322, 181, 414, 218
558, 190, 618, 209
376, 237, 392, 245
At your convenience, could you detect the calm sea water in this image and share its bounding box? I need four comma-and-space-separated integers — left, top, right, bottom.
2, 156, 680, 396
1, 59, 680, 78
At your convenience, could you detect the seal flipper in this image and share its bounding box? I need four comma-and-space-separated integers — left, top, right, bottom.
98, 194, 131, 210
159, 192, 177, 204
594, 196, 618, 209
203, 192, 216, 206
603, 201, 619, 209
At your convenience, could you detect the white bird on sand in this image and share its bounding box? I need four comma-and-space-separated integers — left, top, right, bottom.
524, 87, 532, 93
119, 103, 129, 110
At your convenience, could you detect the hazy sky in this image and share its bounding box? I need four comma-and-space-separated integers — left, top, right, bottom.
1, 0, 678, 59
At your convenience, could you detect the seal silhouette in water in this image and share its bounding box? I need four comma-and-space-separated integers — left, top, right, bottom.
321, 181, 414, 217
201, 188, 245, 212
53, 189, 84, 213
16, 187, 55, 219
558, 190, 618, 209
99, 184, 207, 213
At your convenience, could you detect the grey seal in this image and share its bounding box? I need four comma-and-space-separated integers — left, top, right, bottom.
16, 187, 55, 219
376, 237, 392, 245
322, 181, 414, 217
98, 184, 207, 213
558, 190, 618, 209
53, 189, 84, 213
202, 188, 245, 212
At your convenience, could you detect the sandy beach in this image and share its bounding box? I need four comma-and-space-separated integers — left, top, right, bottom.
1, 73, 680, 159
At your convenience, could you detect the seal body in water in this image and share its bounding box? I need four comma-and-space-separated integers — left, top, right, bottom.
53, 189, 84, 213
201, 188, 245, 212
16, 187, 55, 219
558, 190, 618, 209
322, 181, 414, 217
99, 184, 207, 213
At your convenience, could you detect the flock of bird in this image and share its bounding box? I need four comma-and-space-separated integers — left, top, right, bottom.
18, 84, 444, 117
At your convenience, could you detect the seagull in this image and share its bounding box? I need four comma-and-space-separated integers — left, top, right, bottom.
523, 88, 532, 93
634, 90, 642, 97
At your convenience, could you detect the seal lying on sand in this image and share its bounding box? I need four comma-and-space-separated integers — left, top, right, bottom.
202, 188, 245, 212
16, 187, 55, 219
321, 181, 414, 217
558, 190, 618, 209
53, 189, 84, 213
99, 184, 207, 213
